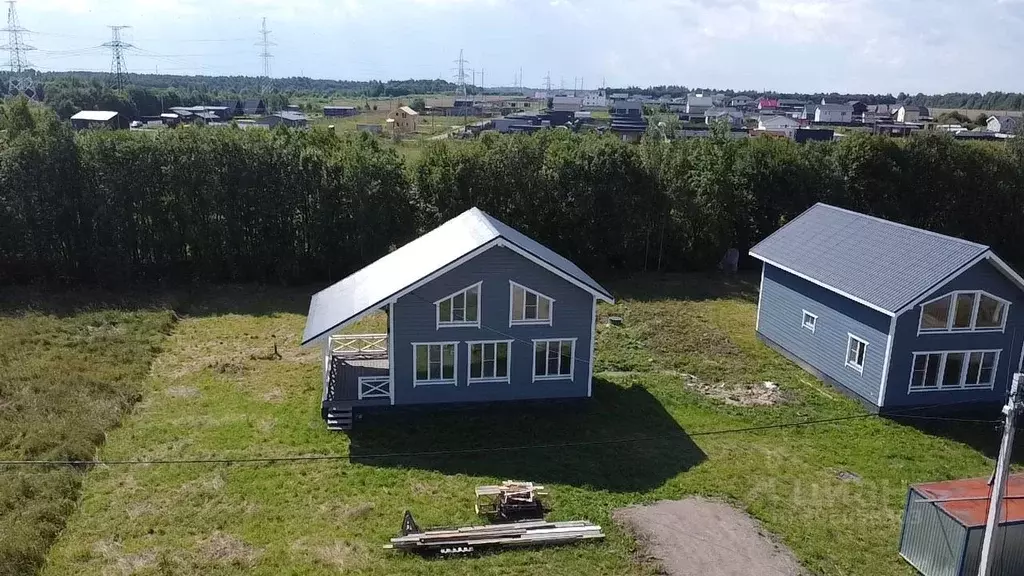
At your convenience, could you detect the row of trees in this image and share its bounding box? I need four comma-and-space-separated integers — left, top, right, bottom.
2, 100, 1024, 286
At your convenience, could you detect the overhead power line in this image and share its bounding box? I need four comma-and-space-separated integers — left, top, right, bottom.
0, 407, 1000, 468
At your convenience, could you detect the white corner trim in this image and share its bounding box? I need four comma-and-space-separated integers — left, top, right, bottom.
755, 264, 765, 332
411, 341, 459, 386
531, 338, 578, 382
588, 298, 597, 398
465, 339, 514, 384
508, 280, 555, 327
388, 300, 396, 405
845, 333, 868, 374
877, 315, 897, 407
750, 255, 895, 317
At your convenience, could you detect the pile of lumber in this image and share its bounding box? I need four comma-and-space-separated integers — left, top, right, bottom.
475, 480, 548, 520
385, 517, 605, 554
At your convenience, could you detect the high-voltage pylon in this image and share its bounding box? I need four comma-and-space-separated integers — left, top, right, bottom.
103, 26, 132, 91
1, 0, 36, 98
453, 49, 469, 96
256, 17, 274, 93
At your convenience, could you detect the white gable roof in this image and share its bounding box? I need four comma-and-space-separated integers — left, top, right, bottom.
301, 208, 613, 345
71, 110, 119, 121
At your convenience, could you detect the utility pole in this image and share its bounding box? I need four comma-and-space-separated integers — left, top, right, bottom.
979, 373, 1024, 576
453, 49, 468, 97
479, 67, 484, 90
256, 17, 274, 94
103, 25, 132, 91
1, 0, 35, 98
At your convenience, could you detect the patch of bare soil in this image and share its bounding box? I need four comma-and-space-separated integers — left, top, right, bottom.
679, 374, 783, 407
199, 531, 262, 568
599, 370, 784, 406
613, 498, 806, 576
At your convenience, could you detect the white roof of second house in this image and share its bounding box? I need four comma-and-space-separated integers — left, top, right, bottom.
71, 110, 119, 121
748, 203, 1017, 315
302, 208, 613, 344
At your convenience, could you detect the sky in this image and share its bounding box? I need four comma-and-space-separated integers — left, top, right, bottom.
17, 0, 1024, 94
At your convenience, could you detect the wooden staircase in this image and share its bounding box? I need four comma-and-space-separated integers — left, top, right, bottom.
325, 406, 353, 431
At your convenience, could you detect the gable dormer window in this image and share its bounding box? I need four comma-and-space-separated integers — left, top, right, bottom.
509, 281, 554, 326
435, 282, 481, 328
919, 290, 1009, 334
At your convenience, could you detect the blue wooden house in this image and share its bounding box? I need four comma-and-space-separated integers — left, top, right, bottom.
750, 203, 1024, 412
302, 208, 614, 430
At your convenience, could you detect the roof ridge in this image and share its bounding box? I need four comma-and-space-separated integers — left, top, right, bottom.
815, 203, 989, 250
468, 207, 501, 237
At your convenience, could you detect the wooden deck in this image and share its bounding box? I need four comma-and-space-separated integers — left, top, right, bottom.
325, 355, 391, 403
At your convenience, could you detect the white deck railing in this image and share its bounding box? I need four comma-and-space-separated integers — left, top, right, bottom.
329, 334, 388, 357
358, 376, 392, 400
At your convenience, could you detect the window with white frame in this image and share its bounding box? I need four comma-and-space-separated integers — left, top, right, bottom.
533, 339, 575, 380
436, 283, 480, 328
801, 310, 817, 332
910, 350, 999, 391
468, 341, 511, 383
919, 291, 1009, 333
413, 342, 457, 385
510, 282, 553, 325
846, 334, 868, 373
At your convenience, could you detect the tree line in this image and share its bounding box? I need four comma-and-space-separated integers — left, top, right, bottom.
2, 99, 1024, 287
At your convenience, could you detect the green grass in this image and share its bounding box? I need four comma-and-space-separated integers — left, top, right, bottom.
0, 290, 176, 576
12, 275, 1010, 575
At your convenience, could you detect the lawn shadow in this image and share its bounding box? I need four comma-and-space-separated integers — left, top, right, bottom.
607, 271, 760, 304
887, 408, 1024, 465
348, 378, 706, 493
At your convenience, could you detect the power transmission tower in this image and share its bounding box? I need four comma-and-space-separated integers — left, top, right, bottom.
452, 49, 468, 96
103, 26, 132, 91
978, 373, 1024, 576
1, 0, 34, 98
543, 71, 551, 93
256, 17, 274, 94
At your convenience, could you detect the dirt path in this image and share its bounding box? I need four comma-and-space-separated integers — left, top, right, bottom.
613, 498, 806, 576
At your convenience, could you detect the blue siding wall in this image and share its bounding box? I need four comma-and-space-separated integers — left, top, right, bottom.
391, 246, 595, 405
757, 264, 891, 405
883, 260, 1024, 409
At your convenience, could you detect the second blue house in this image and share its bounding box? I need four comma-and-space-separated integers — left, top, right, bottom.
750, 203, 1024, 412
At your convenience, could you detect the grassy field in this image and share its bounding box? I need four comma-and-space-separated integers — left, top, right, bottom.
4, 276, 1009, 575
0, 290, 176, 576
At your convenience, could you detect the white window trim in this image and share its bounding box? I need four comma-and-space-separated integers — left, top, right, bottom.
508, 281, 556, 327
907, 349, 1001, 393
846, 334, 868, 374
531, 338, 577, 382
801, 310, 817, 333
434, 282, 482, 329
466, 339, 513, 384
411, 341, 459, 386
917, 290, 1010, 335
